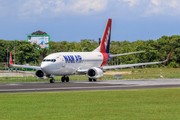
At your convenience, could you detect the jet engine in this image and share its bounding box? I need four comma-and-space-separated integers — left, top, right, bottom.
87, 67, 103, 79
35, 69, 45, 79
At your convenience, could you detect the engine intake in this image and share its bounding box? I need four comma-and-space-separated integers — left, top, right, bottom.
35, 70, 45, 79
87, 67, 103, 79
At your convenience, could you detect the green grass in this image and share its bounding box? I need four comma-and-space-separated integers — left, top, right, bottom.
121, 68, 180, 79
1, 68, 180, 83
1, 88, 180, 120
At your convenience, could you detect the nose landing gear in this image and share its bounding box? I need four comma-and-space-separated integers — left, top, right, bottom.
61, 76, 69, 82
50, 78, 55, 83
48, 74, 55, 83
89, 78, 97, 82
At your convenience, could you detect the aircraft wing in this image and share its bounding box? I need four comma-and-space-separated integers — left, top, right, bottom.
102, 49, 173, 70
102, 61, 164, 70
77, 50, 172, 72
77, 61, 166, 72
9, 53, 41, 70
109, 51, 145, 58
12, 64, 41, 70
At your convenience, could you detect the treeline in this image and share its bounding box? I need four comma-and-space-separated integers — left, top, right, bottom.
0, 35, 180, 68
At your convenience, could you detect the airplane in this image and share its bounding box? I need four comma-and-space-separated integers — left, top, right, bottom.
10, 19, 172, 83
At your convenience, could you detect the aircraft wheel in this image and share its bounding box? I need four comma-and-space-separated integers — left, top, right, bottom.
61, 77, 65, 82
66, 77, 69, 82
93, 79, 97, 82
89, 78, 92, 82
50, 79, 55, 83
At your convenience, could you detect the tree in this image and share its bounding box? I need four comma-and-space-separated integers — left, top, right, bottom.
16, 41, 40, 65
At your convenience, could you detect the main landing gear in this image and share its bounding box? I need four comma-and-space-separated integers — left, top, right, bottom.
89, 78, 97, 82
61, 76, 69, 82
49, 76, 69, 83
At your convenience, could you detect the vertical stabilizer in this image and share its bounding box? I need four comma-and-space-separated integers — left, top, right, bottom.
93, 19, 112, 53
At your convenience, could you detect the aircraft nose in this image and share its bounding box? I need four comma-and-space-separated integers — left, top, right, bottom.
41, 63, 51, 74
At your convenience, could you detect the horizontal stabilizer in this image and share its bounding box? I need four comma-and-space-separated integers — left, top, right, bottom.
109, 51, 145, 58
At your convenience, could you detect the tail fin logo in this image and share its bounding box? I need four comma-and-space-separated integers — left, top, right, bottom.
104, 27, 111, 49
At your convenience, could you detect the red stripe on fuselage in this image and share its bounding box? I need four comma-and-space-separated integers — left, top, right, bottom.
101, 52, 109, 66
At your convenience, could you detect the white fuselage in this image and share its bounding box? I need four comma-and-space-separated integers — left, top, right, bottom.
41, 52, 104, 76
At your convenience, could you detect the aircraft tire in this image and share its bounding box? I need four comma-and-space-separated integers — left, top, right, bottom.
52, 79, 55, 83
93, 79, 97, 82
50, 79, 55, 83
66, 77, 69, 82
89, 78, 92, 82
50, 79, 52, 83
61, 77, 65, 82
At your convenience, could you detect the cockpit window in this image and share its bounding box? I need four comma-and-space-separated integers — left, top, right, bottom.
43, 59, 56, 62
51, 59, 56, 62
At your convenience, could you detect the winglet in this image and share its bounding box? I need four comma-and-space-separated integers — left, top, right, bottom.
165, 49, 173, 62
10, 52, 13, 65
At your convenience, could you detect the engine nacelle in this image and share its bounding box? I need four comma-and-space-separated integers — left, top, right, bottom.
87, 67, 103, 79
35, 70, 45, 79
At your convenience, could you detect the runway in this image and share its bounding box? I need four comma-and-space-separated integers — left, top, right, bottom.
1, 79, 180, 93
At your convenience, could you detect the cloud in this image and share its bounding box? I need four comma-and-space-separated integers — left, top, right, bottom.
51, 0, 108, 15
151, 0, 159, 6
122, 0, 140, 6
169, 1, 179, 8
144, 0, 180, 16
69, 0, 107, 14
1, 0, 180, 20
51, 0, 65, 13
118, 0, 180, 17
150, 0, 180, 8
18, 0, 56, 18
17, 0, 108, 18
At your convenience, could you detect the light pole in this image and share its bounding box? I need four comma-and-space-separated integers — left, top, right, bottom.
34, 49, 36, 66
7, 47, 9, 70
135, 46, 138, 64
14, 41, 16, 64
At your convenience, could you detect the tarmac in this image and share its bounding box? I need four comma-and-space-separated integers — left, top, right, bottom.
1, 79, 180, 93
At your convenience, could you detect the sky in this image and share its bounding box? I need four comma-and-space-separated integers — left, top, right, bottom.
0, 0, 180, 42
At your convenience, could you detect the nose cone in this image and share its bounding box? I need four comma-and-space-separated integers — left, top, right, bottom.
41, 62, 51, 74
